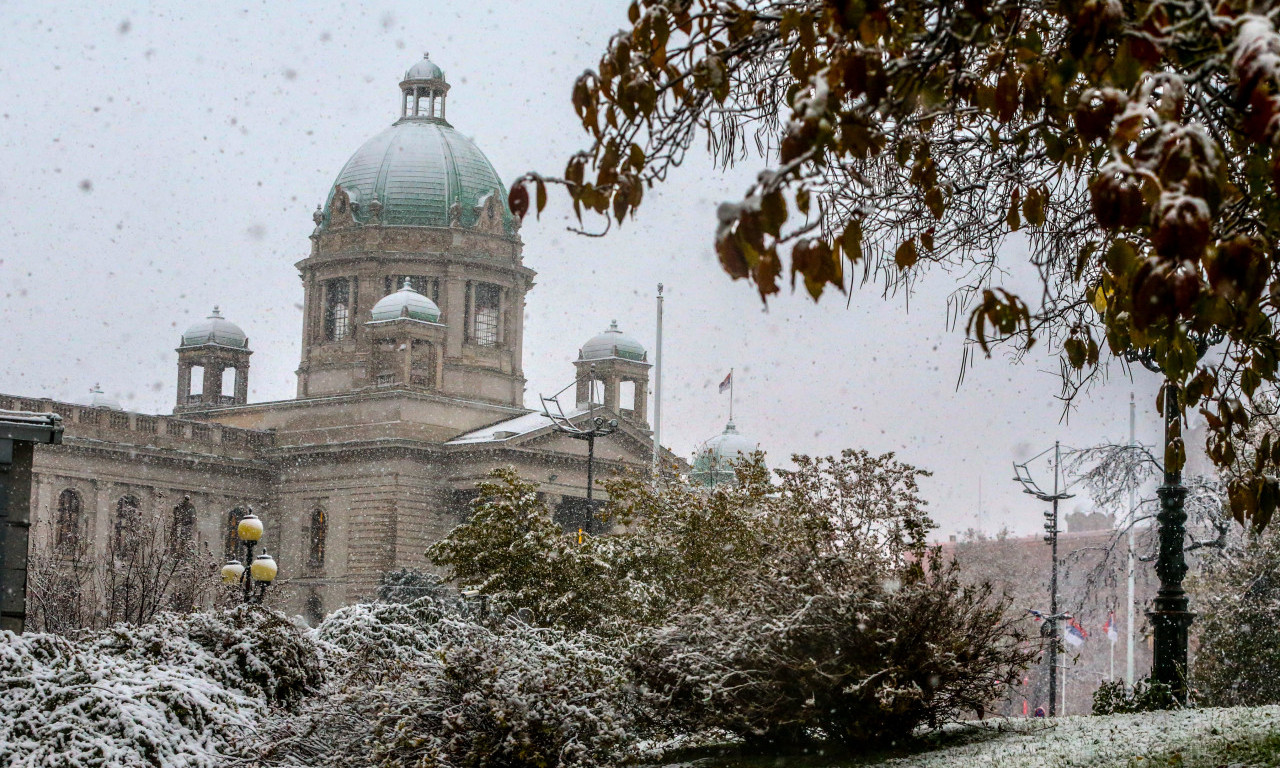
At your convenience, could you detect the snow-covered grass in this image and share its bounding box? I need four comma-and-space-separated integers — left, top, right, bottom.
654, 706, 1280, 767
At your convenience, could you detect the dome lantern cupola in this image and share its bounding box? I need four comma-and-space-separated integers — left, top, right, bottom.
400, 52, 449, 121
574, 320, 652, 429
175, 306, 253, 413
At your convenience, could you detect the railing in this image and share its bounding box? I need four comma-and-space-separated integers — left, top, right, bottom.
0, 394, 274, 453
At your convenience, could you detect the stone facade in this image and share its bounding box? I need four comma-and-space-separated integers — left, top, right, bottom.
13, 57, 666, 624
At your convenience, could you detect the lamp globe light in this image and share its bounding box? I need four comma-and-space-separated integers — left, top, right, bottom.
250, 552, 278, 583
237, 513, 264, 542
221, 560, 245, 584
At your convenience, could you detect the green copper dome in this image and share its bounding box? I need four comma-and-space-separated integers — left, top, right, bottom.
321, 59, 515, 233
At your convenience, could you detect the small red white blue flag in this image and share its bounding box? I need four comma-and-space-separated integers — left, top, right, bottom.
1027, 609, 1045, 622
718, 371, 733, 394
1103, 611, 1118, 643
1066, 619, 1088, 648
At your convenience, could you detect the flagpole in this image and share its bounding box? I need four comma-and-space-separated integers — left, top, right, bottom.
652, 284, 663, 482
1127, 393, 1137, 688
729, 367, 734, 422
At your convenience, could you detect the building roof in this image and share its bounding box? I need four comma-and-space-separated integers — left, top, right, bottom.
181, 307, 249, 349
321, 59, 513, 233
580, 320, 647, 362
370, 279, 442, 323
446, 406, 589, 445
405, 53, 445, 81
691, 420, 760, 486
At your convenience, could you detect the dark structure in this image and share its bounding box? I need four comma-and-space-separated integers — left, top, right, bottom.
0, 410, 63, 633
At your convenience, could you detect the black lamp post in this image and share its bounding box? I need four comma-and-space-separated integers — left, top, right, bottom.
221, 511, 277, 604
1124, 330, 1220, 704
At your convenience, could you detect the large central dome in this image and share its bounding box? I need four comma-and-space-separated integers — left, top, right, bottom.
321, 55, 514, 232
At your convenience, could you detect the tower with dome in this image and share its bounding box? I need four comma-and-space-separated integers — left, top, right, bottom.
2, 55, 675, 623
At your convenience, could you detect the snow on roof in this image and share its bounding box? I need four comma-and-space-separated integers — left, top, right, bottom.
446, 406, 589, 445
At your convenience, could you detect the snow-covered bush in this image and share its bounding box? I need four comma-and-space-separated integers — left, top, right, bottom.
1194, 527, 1280, 706
369, 620, 639, 767
88, 604, 324, 705
1, 606, 322, 767
315, 596, 456, 663
377, 566, 451, 604
632, 551, 1033, 748
254, 603, 641, 767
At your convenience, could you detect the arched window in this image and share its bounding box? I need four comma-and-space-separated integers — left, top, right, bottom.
170, 496, 196, 557
225, 507, 246, 560
55, 489, 82, 553
113, 495, 141, 560
309, 508, 327, 567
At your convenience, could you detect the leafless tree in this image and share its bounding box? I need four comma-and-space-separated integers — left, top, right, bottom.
26, 505, 228, 635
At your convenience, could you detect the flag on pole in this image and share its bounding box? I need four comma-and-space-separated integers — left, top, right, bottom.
1066, 618, 1088, 648
1104, 611, 1118, 643
718, 371, 733, 393
1027, 609, 1045, 622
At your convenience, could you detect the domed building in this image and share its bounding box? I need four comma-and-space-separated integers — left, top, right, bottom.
7, 55, 671, 624
692, 421, 761, 487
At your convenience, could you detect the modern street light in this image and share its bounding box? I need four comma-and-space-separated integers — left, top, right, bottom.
221, 510, 276, 604
1124, 329, 1222, 704
1014, 440, 1074, 716
540, 365, 618, 504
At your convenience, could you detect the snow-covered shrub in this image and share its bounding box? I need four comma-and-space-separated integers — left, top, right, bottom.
1, 629, 257, 767
1194, 527, 1280, 706
632, 551, 1033, 748
254, 606, 641, 768
1092, 677, 1180, 715
368, 620, 639, 768
377, 567, 450, 604
428, 468, 635, 631
315, 597, 454, 663
88, 604, 323, 706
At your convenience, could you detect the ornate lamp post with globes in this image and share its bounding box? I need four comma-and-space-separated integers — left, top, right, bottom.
220, 511, 277, 603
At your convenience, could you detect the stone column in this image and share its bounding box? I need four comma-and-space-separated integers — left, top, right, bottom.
444, 269, 466, 356
91, 479, 109, 558
604, 374, 620, 413
176, 362, 191, 408
203, 365, 222, 402
634, 378, 648, 424
234, 366, 249, 404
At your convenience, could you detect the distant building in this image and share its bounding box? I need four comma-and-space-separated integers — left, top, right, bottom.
941, 527, 1160, 717
7, 55, 667, 623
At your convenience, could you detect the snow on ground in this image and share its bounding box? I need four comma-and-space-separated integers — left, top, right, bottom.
877, 706, 1280, 767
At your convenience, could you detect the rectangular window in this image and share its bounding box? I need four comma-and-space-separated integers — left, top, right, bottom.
324, 278, 351, 341
473, 283, 500, 347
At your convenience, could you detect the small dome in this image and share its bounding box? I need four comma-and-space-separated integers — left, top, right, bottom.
370, 278, 442, 323
580, 320, 646, 362
405, 53, 445, 81
89, 383, 122, 410
181, 307, 248, 348
691, 421, 760, 486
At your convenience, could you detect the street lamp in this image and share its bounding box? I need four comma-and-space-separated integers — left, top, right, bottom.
1014, 440, 1074, 716
540, 365, 619, 504
222, 510, 276, 604
1124, 329, 1222, 704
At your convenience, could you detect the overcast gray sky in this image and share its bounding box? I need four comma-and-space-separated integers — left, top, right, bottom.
0, 0, 1170, 538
